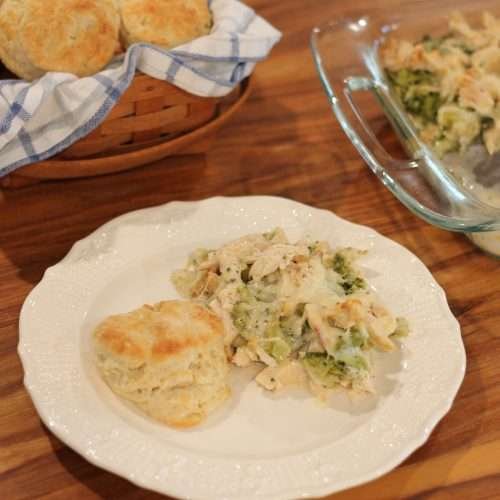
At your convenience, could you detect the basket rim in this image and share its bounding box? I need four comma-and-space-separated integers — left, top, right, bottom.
7, 76, 253, 180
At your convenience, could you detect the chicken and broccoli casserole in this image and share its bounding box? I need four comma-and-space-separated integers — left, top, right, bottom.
382, 11, 500, 157
172, 228, 408, 398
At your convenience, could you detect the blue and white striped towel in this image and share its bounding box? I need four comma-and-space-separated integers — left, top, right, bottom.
0, 0, 281, 177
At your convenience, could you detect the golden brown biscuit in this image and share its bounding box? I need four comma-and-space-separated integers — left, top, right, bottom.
0, 0, 120, 81
94, 300, 230, 428
119, 0, 212, 50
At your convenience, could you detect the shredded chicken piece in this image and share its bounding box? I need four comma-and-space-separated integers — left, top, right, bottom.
483, 121, 500, 154
255, 345, 277, 367
450, 11, 490, 49
305, 304, 343, 355
382, 38, 422, 71
365, 301, 397, 352
255, 361, 308, 391
232, 346, 255, 367
458, 71, 495, 116
250, 244, 309, 281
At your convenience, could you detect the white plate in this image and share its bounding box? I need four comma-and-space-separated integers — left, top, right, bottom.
18, 196, 465, 500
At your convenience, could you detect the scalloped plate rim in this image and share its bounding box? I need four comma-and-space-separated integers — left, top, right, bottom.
18, 195, 466, 500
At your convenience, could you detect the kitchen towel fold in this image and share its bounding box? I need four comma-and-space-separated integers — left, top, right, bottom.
0, 0, 281, 177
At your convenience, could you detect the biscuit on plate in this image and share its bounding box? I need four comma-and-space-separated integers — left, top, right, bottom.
94, 300, 230, 428
0, 0, 120, 81
119, 0, 212, 50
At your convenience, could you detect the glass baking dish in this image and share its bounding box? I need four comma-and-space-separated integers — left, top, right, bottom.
311, 0, 500, 257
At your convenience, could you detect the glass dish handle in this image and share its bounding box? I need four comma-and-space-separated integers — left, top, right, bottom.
342, 76, 419, 172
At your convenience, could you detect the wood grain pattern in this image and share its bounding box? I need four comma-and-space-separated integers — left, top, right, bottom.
1, 0, 499, 499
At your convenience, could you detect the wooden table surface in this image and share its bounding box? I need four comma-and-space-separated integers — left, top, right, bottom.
1, 1, 500, 499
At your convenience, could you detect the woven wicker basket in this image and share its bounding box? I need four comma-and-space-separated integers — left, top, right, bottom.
1, 73, 252, 188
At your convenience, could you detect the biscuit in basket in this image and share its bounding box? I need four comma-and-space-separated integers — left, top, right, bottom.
119, 0, 212, 50
94, 300, 230, 428
0, 0, 120, 81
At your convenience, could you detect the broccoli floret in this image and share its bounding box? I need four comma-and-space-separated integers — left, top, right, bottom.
387, 69, 441, 124
332, 253, 366, 295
